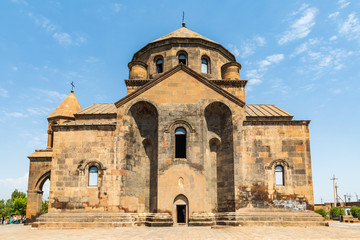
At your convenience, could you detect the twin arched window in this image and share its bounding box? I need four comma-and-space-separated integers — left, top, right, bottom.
275, 165, 284, 186
175, 127, 186, 158
89, 166, 98, 186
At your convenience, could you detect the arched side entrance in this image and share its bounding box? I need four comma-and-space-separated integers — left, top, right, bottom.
173, 194, 189, 225
26, 168, 51, 222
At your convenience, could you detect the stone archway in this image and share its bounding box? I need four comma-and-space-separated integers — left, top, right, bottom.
173, 194, 189, 225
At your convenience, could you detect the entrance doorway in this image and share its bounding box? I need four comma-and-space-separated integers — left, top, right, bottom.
176, 205, 186, 223
173, 194, 189, 225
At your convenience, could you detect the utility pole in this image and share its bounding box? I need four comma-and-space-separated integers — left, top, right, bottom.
355, 193, 359, 202
330, 175, 338, 207
335, 183, 339, 206
344, 193, 347, 205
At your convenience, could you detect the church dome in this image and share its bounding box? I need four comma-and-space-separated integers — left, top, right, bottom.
128, 26, 238, 80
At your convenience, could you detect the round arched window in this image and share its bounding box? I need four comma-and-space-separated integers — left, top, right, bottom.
175, 127, 186, 158
178, 54, 187, 65
156, 58, 163, 73
201, 58, 209, 73
275, 165, 284, 186
89, 166, 98, 186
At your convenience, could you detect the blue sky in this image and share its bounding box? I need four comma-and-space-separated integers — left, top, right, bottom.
0, 0, 359, 204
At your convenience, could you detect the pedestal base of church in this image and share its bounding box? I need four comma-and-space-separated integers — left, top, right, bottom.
31, 209, 327, 228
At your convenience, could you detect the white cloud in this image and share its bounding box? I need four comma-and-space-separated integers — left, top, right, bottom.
0, 173, 28, 200
11, 0, 28, 5
27, 12, 87, 46
339, 13, 360, 40
3, 111, 27, 118
0, 88, 8, 97
228, 36, 267, 58
32, 88, 67, 101
291, 38, 320, 56
85, 56, 100, 63
113, 3, 122, 13
338, 0, 350, 9
278, 6, 318, 45
53, 32, 72, 46
11, 66, 18, 72
329, 12, 340, 19
259, 54, 284, 68
330, 35, 338, 41
27, 107, 52, 116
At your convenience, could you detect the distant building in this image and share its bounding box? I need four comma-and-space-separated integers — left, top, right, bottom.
26, 25, 319, 227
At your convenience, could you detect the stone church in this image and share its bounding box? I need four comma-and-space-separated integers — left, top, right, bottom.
26, 25, 324, 227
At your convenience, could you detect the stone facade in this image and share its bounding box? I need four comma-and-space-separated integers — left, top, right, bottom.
26, 26, 316, 226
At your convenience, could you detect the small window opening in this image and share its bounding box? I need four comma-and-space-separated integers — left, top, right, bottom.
89, 166, 98, 186
275, 165, 284, 186
156, 59, 163, 73
178, 54, 186, 65
175, 127, 186, 158
201, 58, 208, 73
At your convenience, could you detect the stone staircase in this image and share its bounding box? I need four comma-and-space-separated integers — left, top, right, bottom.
32, 212, 172, 228
32, 209, 326, 228
216, 208, 327, 227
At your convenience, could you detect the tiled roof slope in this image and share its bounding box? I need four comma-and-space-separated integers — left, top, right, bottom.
75, 103, 116, 115
151, 27, 217, 43
48, 91, 82, 119
75, 103, 293, 120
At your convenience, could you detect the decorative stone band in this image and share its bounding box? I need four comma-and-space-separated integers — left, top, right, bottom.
211, 79, 247, 88
52, 121, 117, 131
125, 79, 151, 87
243, 120, 310, 126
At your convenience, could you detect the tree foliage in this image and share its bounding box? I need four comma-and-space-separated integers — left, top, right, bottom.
351, 206, 360, 218
330, 207, 345, 219
0, 189, 27, 218
41, 201, 48, 215
315, 208, 327, 218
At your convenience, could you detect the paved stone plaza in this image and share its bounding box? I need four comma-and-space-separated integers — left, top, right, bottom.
1, 223, 360, 239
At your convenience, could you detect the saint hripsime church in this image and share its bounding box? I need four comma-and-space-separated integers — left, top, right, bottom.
26, 23, 325, 227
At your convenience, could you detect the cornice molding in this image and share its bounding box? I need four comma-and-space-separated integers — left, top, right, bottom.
243, 120, 310, 126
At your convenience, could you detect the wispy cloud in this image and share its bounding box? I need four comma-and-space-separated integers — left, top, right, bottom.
228, 36, 266, 58
338, 0, 350, 9
85, 56, 100, 63
339, 13, 360, 41
27, 107, 52, 116
113, 3, 122, 13
27, 12, 87, 46
2, 111, 27, 118
32, 88, 67, 102
0, 88, 8, 97
278, 6, 318, 45
10, 0, 28, 5
0, 173, 28, 200
291, 38, 320, 56
245, 54, 285, 88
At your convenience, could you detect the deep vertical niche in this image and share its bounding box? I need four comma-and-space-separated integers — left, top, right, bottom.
205, 102, 235, 212
128, 101, 158, 212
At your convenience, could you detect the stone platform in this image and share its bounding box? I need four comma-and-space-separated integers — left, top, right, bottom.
32, 209, 326, 228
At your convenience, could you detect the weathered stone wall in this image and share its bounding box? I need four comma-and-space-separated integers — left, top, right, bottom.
49, 125, 119, 213
235, 122, 314, 210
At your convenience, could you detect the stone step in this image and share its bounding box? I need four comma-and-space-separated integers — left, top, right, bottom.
216, 220, 328, 227
33, 221, 134, 228
216, 216, 323, 222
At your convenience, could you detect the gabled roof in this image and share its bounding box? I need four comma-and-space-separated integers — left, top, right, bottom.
48, 90, 82, 120
75, 103, 116, 115
114, 64, 245, 108
245, 104, 293, 119
151, 26, 217, 43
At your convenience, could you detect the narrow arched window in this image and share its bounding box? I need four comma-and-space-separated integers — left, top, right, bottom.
156, 58, 163, 73
201, 58, 208, 73
275, 165, 284, 186
89, 166, 98, 186
178, 54, 186, 65
175, 127, 186, 158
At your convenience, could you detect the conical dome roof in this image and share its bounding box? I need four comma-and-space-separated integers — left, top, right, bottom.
48, 90, 82, 119
151, 26, 217, 43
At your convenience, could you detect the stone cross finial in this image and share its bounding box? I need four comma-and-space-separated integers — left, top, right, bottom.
71, 81, 75, 92
182, 11, 186, 27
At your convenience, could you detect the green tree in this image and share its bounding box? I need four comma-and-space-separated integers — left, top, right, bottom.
11, 189, 26, 201
315, 208, 327, 218
13, 197, 27, 217
41, 200, 48, 214
330, 207, 345, 219
350, 206, 360, 218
